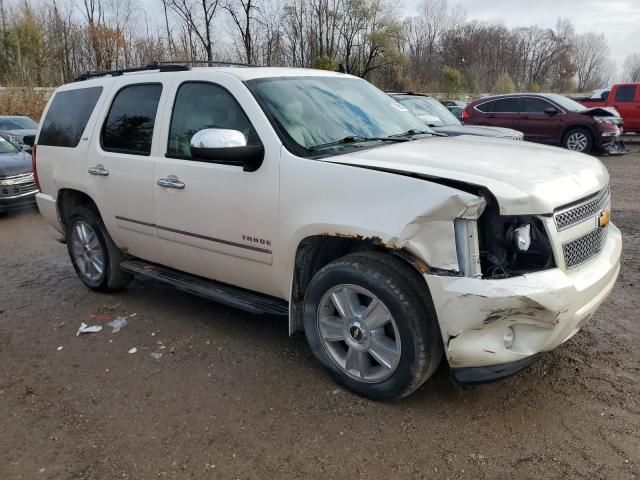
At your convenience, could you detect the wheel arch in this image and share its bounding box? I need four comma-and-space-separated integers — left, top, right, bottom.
57, 188, 100, 226
288, 234, 430, 335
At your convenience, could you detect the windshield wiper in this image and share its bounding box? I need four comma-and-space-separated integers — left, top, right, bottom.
308, 135, 409, 151
391, 129, 447, 138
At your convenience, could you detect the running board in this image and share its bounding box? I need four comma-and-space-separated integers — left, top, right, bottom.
120, 260, 289, 316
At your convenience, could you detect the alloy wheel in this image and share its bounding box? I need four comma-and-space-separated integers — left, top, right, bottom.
317, 284, 401, 383
566, 132, 589, 152
70, 221, 105, 282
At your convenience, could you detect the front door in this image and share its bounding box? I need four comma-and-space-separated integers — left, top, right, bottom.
518, 97, 562, 143
153, 78, 280, 297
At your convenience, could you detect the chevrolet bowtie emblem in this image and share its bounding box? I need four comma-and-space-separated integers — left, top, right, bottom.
598, 210, 610, 229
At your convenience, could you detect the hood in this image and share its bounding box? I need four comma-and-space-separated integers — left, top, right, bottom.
581, 106, 620, 117
326, 135, 608, 215
0, 150, 32, 177
434, 125, 523, 139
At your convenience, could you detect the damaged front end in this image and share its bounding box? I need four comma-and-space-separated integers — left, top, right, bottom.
401, 179, 622, 383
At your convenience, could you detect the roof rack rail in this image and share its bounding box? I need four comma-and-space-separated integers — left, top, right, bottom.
157, 60, 261, 68
73, 62, 190, 82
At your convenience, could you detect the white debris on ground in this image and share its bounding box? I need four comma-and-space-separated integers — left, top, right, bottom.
76, 322, 103, 336
128, 347, 137, 354
150, 352, 163, 360
107, 316, 128, 333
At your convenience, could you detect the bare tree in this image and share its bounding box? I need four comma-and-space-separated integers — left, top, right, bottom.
573, 31, 611, 91
223, 0, 259, 63
162, 0, 220, 62
623, 53, 640, 82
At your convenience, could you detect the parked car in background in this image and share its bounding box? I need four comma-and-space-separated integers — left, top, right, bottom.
440, 99, 467, 108
446, 105, 464, 122
0, 115, 38, 152
464, 93, 625, 154
0, 135, 37, 213
577, 83, 640, 133
391, 93, 523, 140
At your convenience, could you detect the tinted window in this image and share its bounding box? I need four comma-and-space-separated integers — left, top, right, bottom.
168, 82, 260, 158
492, 98, 520, 113
615, 85, 637, 102
102, 84, 162, 155
39, 87, 102, 147
521, 97, 553, 113
475, 101, 494, 113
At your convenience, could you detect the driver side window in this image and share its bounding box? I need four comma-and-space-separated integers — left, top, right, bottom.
167, 82, 261, 158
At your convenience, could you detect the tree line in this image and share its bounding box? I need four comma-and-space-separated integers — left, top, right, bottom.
0, 0, 639, 94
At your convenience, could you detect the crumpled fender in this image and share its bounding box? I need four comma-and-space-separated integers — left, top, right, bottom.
386, 195, 486, 272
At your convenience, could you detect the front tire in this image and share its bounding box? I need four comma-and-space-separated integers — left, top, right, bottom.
303, 252, 442, 400
563, 127, 593, 153
65, 206, 132, 292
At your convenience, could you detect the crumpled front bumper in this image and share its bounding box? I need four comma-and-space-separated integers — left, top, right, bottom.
424, 223, 622, 370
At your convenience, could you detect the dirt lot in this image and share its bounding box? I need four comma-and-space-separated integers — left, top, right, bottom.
1, 150, 639, 480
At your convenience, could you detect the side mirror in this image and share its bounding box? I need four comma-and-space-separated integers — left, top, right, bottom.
190, 128, 264, 172
544, 107, 558, 115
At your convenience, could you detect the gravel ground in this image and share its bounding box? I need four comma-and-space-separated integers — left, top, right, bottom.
1, 149, 639, 480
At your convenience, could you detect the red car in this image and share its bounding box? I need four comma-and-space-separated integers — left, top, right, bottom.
464, 93, 624, 154
577, 83, 640, 133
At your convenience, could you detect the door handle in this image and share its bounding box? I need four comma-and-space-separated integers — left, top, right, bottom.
157, 177, 185, 189
88, 164, 109, 176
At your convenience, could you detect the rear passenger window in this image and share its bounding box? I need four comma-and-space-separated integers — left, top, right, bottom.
615, 86, 637, 102
167, 82, 260, 158
39, 87, 102, 147
102, 84, 162, 156
492, 98, 520, 113
475, 101, 494, 113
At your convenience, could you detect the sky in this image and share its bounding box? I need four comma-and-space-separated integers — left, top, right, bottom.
405, 0, 640, 78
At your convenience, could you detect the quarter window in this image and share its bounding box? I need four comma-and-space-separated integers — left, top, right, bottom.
492, 98, 520, 113
39, 87, 103, 148
521, 97, 554, 113
102, 84, 162, 156
167, 82, 260, 158
615, 85, 637, 102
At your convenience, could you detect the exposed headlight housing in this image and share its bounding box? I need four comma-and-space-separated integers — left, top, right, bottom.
8, 134, 23, 145
594, 116, 622, 125
513, 224, 531, 252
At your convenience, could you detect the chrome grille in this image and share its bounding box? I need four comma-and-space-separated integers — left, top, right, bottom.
554, 186, 610, 231
0, 173, 37, 198
563, 228, 608, 268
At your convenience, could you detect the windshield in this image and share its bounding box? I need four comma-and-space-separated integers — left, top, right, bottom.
0, 116, 38, 130
247, 76, 431, 154
397, 96, 461, 127
0, 135, 20, 154
546, 94, 587, 112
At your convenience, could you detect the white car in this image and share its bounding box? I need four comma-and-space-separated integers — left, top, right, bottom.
33, 64, 621, 400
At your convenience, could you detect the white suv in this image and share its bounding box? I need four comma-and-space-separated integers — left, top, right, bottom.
33, 64, 622, 400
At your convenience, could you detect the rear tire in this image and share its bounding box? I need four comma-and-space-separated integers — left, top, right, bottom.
563, 127, 593, 153
65, 206, 132, 292
303, 252, 442, 401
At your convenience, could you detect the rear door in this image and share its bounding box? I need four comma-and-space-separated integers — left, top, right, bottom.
519, 97, 562, 143
610, 84, 640, 131
87, 80, 167, 262
475, 97, 521, 130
